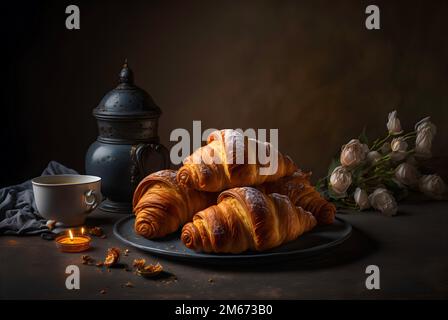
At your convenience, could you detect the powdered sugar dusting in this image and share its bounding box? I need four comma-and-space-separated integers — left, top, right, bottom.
206, 130, 221, 144
151, 169, 175, 180
239, 187, 270, 213
225, 130, 245, 164
205, 129, 282, 167
207, 129, 245, 164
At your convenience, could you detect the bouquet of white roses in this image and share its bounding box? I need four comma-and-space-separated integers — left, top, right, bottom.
317, 110, 447, 216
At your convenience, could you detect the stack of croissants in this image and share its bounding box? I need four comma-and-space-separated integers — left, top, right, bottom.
133, 129, 336, 254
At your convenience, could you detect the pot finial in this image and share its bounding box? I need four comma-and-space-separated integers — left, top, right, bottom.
119, 58, 134, 84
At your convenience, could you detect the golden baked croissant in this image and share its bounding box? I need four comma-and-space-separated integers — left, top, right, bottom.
133, 169, 216, 239
258, 170, 336, 225
177, 129, 297, 192
181, 187, 317, 253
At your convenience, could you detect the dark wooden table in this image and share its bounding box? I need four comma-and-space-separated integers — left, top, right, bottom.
1, 199, 447, 299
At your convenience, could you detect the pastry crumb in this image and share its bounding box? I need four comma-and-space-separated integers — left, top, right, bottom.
81, 255, 94, 265
137, 263, 163, 278
132, 258, 146, 269
104, 248, 120, 267
88, 226, 104, 237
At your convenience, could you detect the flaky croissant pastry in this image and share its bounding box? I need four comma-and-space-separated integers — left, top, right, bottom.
259, 170, 336, 225
177, 129, 297, 192
181, 187, 317, 253
133, 170, 216, 239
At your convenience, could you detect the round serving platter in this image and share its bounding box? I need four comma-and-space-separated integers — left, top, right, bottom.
113, 215, 352, 264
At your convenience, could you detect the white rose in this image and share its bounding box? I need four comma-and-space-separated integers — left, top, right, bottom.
354, 188, 370, 210
415, 117, 437, 158
368, 188, 398, 216
367, 151, 382, 164
340, 139, 369, 167
415, 116, 437, 137
390, 137, 408, 152
419, 175, 447, 200
329, 166, 352, 196
415, 127, 434, 158
395, 162, 420, 187
387, 110, 403, 135
390, 137, 408, 161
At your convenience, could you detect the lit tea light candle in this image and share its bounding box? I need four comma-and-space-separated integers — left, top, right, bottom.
55, 228, 91, 253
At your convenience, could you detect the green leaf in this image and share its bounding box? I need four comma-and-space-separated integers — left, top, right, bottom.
383, 179, 401, 193
327, 188, 347, 200
327, 157, 341, 178
383, 179, 409, 201
315, 179, 324, 193
358, 126, 369, 145
329, 197, 359, 210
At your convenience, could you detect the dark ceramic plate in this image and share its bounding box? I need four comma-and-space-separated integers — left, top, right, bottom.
113, 215, 352, 264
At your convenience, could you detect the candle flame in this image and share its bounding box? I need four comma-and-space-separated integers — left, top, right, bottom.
68, 229, 74, 241
81, 227, 85, 235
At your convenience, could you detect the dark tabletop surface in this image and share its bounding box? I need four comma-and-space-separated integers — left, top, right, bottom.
1, 199, 447, 300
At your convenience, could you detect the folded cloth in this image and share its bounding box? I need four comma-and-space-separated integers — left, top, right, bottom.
0, 161, 78, 235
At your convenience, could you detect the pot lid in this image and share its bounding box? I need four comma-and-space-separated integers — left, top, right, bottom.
93, 60, 161, 119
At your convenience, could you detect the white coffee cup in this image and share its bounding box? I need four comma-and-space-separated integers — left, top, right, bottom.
32, 174, 101, 226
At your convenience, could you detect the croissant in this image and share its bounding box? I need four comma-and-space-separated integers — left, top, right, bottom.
258, 170, 336, 225
133, 169, 216, 239
177, 129, 297, 192
181, 187, 317, 253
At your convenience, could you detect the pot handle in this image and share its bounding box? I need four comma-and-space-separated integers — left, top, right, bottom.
84, 190, 98, 213
130, 143, 170, 186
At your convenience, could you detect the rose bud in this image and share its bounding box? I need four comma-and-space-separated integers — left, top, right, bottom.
387, 110, 403, 135
391, 137, 408, 152
415, 116, 437, 137
354, 187, 370, 210
340, 139, 369, 167
395, 162, 420, 187
390, 137, 408, 161
368, 188, 398, 216
329, 166, 352, 196
415, 127, 434, 158
367, 151, 382, 164
414, 117, 437, 159
419, 174, 447, 200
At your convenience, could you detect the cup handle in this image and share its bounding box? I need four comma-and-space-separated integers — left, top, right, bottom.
84, 190, 98, 213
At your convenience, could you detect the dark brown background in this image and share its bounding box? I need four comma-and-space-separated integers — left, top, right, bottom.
2, 0, 448, 186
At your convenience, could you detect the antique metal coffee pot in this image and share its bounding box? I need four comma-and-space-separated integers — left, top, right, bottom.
85, 60, 170, 213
